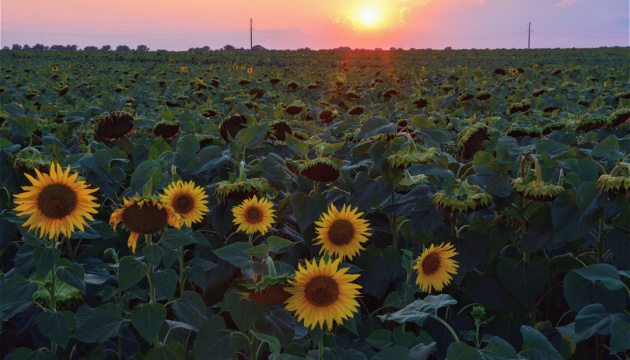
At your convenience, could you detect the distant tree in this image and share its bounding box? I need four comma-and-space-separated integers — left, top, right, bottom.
68, 45, 78, 51
50, 45, 65, 50
222, 44, 236, 51
116, 45, 131, 51
32, 43, 48, 50
251, 45, 267, 51
188, 46, 211, 51
136, 45, 150, 52
12, 44, 22, 50
101, 45, 112, 51
23, 44, 31, 50
297, 47, 311, 51
444, 46, 452, 50
83, 46, 99, 51
3, 46, 9, 50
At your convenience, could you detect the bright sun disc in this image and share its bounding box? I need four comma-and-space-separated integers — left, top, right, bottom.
361, 9, 378, 26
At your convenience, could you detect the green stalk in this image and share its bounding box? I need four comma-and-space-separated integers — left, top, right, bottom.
145, 235, 159, 347
179, 245, 185, 295
391, 192, 398, 249
597, 212, 605, 264
427, 313, 460, 343
250, 333, 258, 360
450, 213, 458, 238
48, 235, 59, 354
238, 161, 247, 182
318, 338, 324, 360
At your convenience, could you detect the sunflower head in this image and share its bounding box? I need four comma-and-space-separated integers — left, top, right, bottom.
268, 120, 293, 141
512, 178, 564, 202
475, 91, 492, 101
541, 122, 566, 136
232, 195, 276, 235
285, 102, 305, 116
597, 169, 629, 195
109, 196, 182, 252
576, 116, 608, 132
434, 182, 493, 213
219, 114, 248, 142
299, 158, 342, 183
215, 177, 270, 202
348, 105, 364, 116
413, 242, 459, 293
285, 258, 361, 330
153, 119, 180, 139
388, 134, 440, 169
395, 171, 429, 194
95, 111, 135, 140
13, 163, 100, 240
607, 109, 630, 128
314, 204, 371, 261
457, 123, 489, 159
160, 180, 209, 227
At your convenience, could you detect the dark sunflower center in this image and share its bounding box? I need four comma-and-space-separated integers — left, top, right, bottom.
422, 253, 441, 275
304, 275, 339, 307
246, 207, 262, 223
174, 195, 193, 214
37, 184, 78, 219
122, 202, 168, 235
328, 219, 355, 246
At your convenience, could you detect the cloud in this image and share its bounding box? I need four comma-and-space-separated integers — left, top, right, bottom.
556, 0, 576, 8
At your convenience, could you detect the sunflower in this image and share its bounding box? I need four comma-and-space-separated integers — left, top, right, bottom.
52, 66, 58, 72
413, 243, 459, 293
160, 180, 209, 227
285, 258, 361, 330
232, 195, 275, 235
241, 64, 246, 69
13, 163, 99, 240
110, 196, 182, 253
69, 65, 74, 69
313, 204, 371, 261
247, 68, 253, 73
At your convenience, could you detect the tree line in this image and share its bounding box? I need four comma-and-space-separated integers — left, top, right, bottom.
3, 44, 271, 51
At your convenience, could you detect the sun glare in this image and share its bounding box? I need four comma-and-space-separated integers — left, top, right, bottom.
361, 9, 378, 26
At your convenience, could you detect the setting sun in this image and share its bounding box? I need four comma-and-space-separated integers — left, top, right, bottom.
361, 9, 379, 26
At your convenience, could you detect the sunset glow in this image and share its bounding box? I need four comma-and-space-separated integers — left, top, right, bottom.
360, 9, 379, 27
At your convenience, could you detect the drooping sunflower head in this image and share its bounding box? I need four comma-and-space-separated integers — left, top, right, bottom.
314, 204, 371, 261
94, 111, 135, 140
13, 163, 100, 240
413, 242, 459, 293
232, 195, 276, 235
153, 119, 180, 139
160, 180, 209, 227
109, 196, 182, 253
285, 258, 361, 330
299, 158, 342, 183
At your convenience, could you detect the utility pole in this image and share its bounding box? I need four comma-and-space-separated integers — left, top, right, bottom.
528, 22, 531, 49
250, 18, 253, 50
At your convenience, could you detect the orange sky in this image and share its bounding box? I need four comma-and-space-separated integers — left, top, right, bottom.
1, 0, 628, 50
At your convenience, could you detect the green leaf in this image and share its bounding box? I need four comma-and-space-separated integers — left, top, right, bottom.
497, 258, 549, 306
56, 262, 86, 294
356, 117, 397, 140
519, 325, 562, 360
285, 133, 309, 158
255, 309, 296, 346
563, 269, 627, 313
446, 342, 483, 360
244, 244, 268, 259
176, 134, 201, 160
37, 311, 76, 349
213, 242, 253, 268
321, 141, 346, 156
267, 236, 294, 253
143, 244, 164, 267
151, 269, 178, 301
73, 303, 124, 343
11, 348, 57, 360
410, 342, 436, 360
610, 318, 630, 354
252, 331, 282, 355
195, 316, 247, 360
371, 346, 411, 360
366, 329, 393, 349
590, 135, 624, 159
131, 303, 167, 343
480, 337, 519, 360
145, 342, 186, 360
171, 290, 207, 328
149, 136, 173, 160
118, 256, 149, 291
0, 275, 37, 319
290, 192, 328, 232
32, 247, 61, 278
159, 229, 199, 248
574, 264, 624, 291
573, 303, 628, 343
236, 124, 268, 149
130, 160, 163, 193
378, 294, 457, 325
224, 289, 266, 331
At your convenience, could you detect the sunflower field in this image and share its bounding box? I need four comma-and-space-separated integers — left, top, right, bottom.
0, 48, 629, 360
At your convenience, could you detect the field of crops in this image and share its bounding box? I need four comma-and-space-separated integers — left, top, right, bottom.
0, 47, 629, 360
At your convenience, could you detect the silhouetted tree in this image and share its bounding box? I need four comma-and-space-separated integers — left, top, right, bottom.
12, 44, 22, 50
101, 45, 112, 51
23, 44, 31, 50
84, 46, 99, 51
116, 45, 131, 51
2, 46, 9, 50
251, 45, 267, 51
188, 46, 211, 51
32, 43, 48, 50
136, 45, 150, 52
222, 44, 236, 51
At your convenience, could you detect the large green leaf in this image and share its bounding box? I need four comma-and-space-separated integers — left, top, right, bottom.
378, 294, 457, 325
195, 316, 247, 360
32, 247, 61, 277
56, 261, 86, 294
563, 268, 627, 313
610, 318, 630, 354
573, 303, 629, 343
446, 342, 483, 360
131, 303, 167, 343
10, 348, 57, 360
252, 331, 282, 355
366, 329, 393, 349
0, 275, 37, 319
151, 269, 178, 301
497, 257, 549, 306
37, 311, 76, 349
236, 123, 268, 149
255, 309, 296, 346
118, 256, 149, 291
171, 290, 207, 328
73, 303, 124, 343
574, 264, 624, 291
213, 242, 253, 268
519, 326, 562, 360
290, 191, 328, 232
223, 288, 266, 332
145, 342, 186, 360
356, 117, 397, 140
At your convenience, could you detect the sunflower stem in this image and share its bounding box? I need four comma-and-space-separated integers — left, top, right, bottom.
250, 333, 258, 360
48, 235, 59, 354
450, 213, 457, 238
427, 313, 460, 343
179, 245, 185, 296
318, 338, 324, 360
391, 192, 398, 249
145, 235, 159, 348
597, 211, 606, 264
